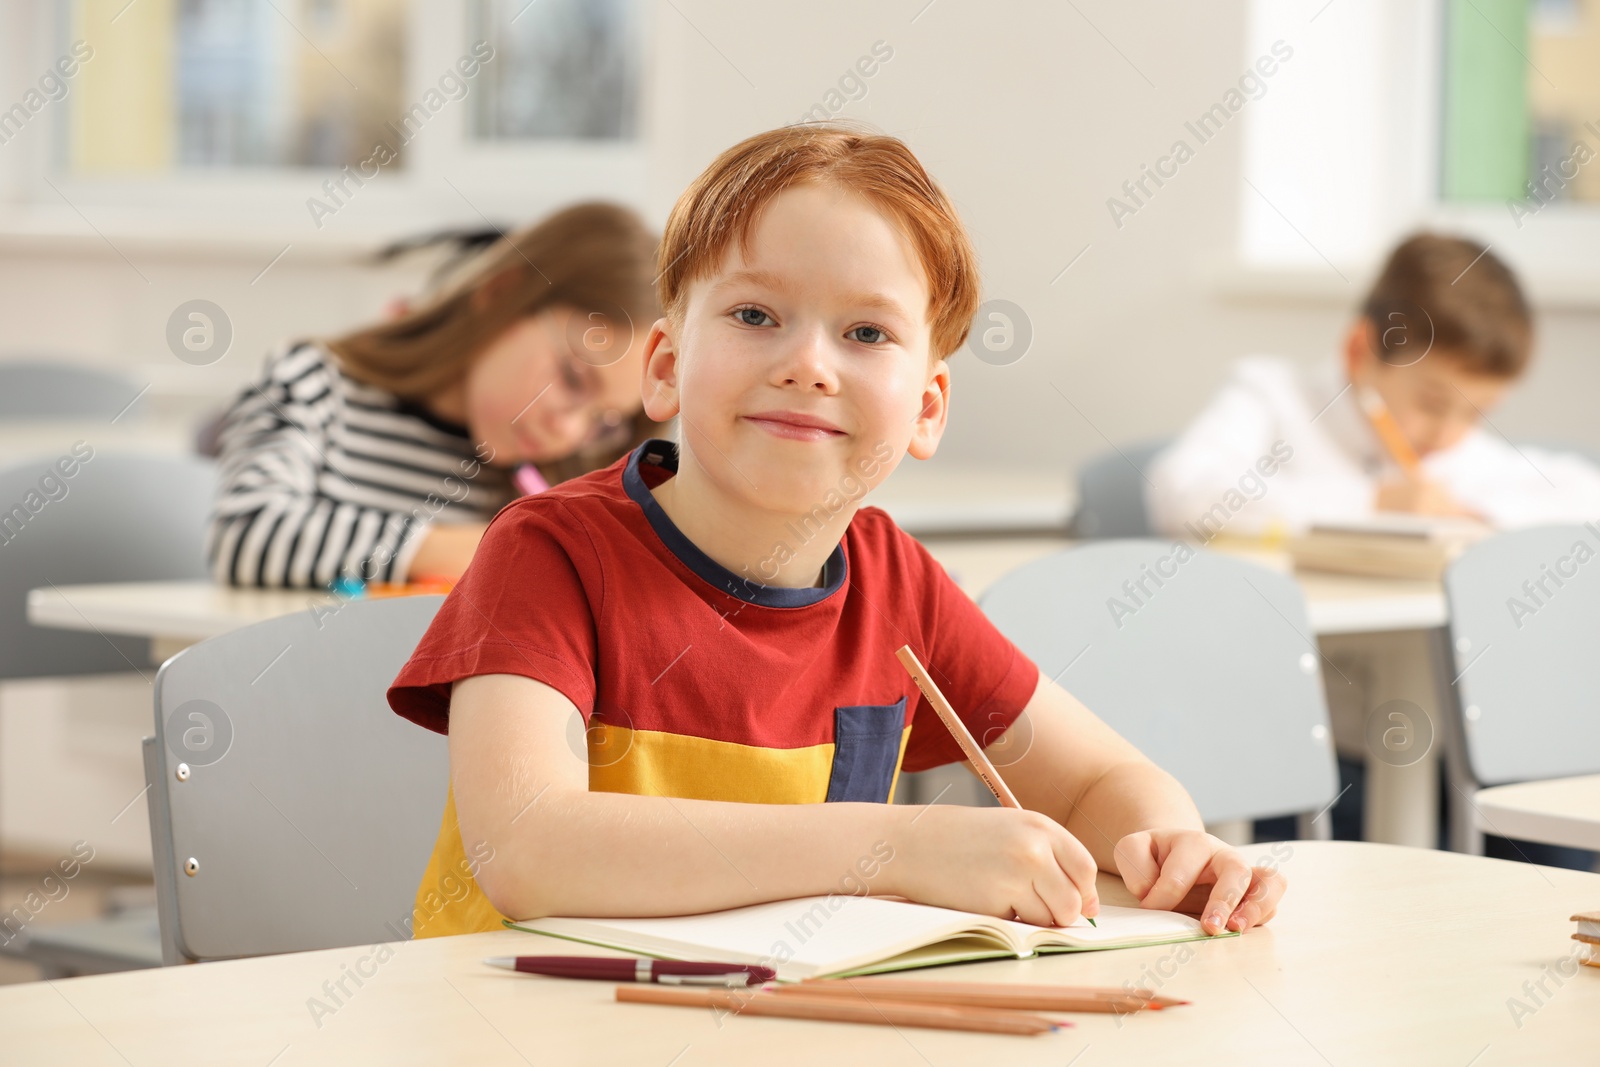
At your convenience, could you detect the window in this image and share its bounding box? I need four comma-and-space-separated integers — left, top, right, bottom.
0, 0, 646, 239
1233, 0, 1600, 297
468, 0, 640, 142
65, 0, 409, 173
1441, 0, 1600, 204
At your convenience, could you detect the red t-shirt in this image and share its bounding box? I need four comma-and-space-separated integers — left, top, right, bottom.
388, 440, 1039, 805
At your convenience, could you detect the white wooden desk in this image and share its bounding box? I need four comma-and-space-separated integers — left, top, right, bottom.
1, 842, 1593, 1064
27, 581, 316, 664
0, 421, 191, 465
923, 537, 1447, 634
1475, 775, 1600, 852
865, 463, 1074, 535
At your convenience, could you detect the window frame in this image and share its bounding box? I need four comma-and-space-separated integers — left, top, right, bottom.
1228, 0, 1600, 309
0, 0, 650, 252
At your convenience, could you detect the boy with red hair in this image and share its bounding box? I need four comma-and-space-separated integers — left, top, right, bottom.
389, 124, 1285, 939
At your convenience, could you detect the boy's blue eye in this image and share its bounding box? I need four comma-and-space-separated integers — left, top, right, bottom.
850, 325, 885, 345
735, 308, 769, 326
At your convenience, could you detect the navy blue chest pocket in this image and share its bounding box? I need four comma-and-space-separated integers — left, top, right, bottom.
825, 697, 907, 803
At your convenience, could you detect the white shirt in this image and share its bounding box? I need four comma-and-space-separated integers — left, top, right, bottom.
1146, 356, 1600, 537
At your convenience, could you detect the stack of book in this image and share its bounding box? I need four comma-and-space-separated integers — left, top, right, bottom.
1574, 911, 1599, 968
1288, 515, 1491, 580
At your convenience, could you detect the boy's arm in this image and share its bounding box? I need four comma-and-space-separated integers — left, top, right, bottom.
449, 672, 1102, 927
996, 670, 1287, 934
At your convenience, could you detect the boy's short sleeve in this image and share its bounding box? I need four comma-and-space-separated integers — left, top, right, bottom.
898, 540, 1040, 774
387, 500, 599, 734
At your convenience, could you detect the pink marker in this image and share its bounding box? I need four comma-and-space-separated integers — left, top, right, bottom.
514, 464, 549, 496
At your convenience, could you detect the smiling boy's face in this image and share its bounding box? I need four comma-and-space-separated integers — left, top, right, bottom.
642, 181, 950, 514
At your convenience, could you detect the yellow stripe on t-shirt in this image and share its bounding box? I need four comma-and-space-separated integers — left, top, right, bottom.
411, 724, 912, 939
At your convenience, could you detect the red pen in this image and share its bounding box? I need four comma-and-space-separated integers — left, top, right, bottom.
484, 955, 775, 987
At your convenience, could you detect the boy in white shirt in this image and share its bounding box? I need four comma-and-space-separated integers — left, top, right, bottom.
1148, 233, 1600, 538
1149, 233, 1599, 869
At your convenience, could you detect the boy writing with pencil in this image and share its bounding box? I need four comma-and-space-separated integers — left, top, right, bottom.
388, 123, 1285, 940
1148, 234, 1600, 537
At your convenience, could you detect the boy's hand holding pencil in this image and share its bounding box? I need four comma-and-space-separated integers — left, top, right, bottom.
895, 646, 1100, 929
896, 645, 1282, 936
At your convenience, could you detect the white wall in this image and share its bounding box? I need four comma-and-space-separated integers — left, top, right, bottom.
2, 0, 1597, 468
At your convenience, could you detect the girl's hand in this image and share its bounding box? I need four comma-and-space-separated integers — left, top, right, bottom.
892, 806, 1100, 929
1114, 829, 1285, 935
406, 522, 489, 582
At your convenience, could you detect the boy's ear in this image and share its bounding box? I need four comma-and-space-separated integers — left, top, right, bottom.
641, 317, 682, 423
907, 358, 951, 461
1343, 317, 1377, 383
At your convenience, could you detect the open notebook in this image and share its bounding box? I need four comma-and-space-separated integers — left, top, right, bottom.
505, 894, 1226, 982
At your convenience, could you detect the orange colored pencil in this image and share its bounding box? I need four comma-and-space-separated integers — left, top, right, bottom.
785, 980, 1162, 1012
895, 645, 1020, 808
1358, 386, 1421, 476
785, 977, 1187, 1013
616, 984, 1061, 1035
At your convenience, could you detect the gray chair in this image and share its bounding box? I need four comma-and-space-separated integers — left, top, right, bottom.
971, 540, 1339, 834
1440, 525, 1600, 854
1070, 438, 1171, 538
0, 452, 213, 976
144, 595, 448, 962
0, 359, 147, 421
0, 452, 214, 679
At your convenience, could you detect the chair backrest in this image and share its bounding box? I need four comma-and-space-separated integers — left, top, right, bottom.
0, 359, 146, 420
0, 452, 214, 679
1071, 438, 1171, 538
980, 540, 1337, 823
146, 595, 448, 962
1443, 524, 1600, 786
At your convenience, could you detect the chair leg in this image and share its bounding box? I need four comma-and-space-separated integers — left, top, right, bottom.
1448, 780, 1486, 855
142, 736, 186, 965
1428, 628, 1485, 856
1296, 810, 1333, 841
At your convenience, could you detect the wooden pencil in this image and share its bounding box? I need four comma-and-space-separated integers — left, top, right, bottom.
895, 645, 1021, 808
1357, 386, 1422, 476
895, 645, 1101, 925
785, 977, 1188, 1013
616, 984, 1061, 1035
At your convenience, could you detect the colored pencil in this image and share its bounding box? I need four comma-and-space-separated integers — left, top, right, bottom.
616, 984, 1061, 1035
784, 977, 1187, 1013
1357, 386, 1422, 476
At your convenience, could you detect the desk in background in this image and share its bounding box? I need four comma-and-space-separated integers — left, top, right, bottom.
1474, 775, 1600, 853
0, 421, 192, 466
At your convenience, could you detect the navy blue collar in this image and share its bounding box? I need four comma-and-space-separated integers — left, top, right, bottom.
623, 440, 847, 607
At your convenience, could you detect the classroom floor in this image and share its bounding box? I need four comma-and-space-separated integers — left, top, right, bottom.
0, 850, 154, 985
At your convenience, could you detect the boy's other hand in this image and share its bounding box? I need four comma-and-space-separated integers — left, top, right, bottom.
1115, 829, 1285, 935
894, 806, 1098, 928
1375, 477, 1476, 518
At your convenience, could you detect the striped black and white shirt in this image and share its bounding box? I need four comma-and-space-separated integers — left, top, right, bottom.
207, 341, 513, 588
